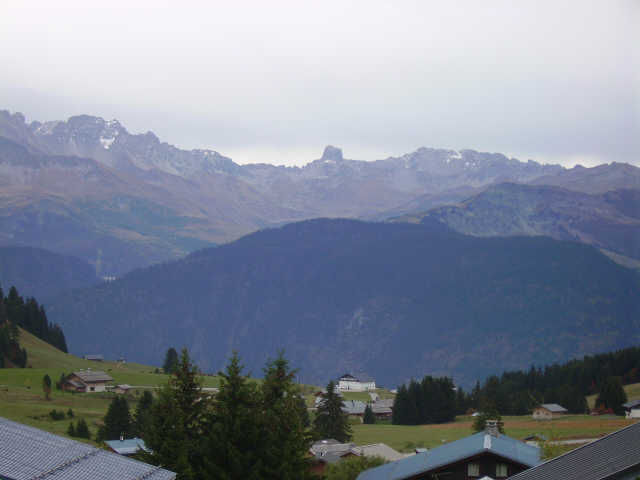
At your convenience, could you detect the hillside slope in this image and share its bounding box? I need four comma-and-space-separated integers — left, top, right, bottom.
47, 219, 640, 387
0, 246, 99, 300
394, 183, 640, 262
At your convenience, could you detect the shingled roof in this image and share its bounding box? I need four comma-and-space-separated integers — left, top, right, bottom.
0, 417, 175, 480
508, 422, 640, 480
72, 369, 113, 383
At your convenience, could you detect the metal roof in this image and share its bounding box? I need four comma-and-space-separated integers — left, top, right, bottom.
538, 404, 568, 413
0, 417, 175, 480
509, 421, 640, 480
104, 438, 149, 456
72, 370, 113, 383
357, 432, 541, 480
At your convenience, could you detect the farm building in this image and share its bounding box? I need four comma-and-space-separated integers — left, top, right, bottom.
338, 374, 376, 392
532, 403, 568, 420
623, 399, 640, 419
357, 421, 541, 480
113, 384, 132, 394
83, 354, 104, 361
509, 421, 640, 480
63, 369, 113, 393
310, 439, 404, 475
0, 416, 174, 480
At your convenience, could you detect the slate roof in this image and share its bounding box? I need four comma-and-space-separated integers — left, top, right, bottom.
0, 417, 175, 480
72, 370, 113, 383
508, 421, 640, 480
537, 403, 568, 413
105, 437, 149, 455
357, 432, 541, 480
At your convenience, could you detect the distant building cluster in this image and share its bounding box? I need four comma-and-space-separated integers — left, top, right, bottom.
338, 373, 376, 392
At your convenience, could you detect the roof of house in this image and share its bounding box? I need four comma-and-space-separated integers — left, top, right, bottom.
72, 370, 113, 383
357, 432, 541, 480
623, 398, 640, 410
374, 398, 395, 409
371, 404, 392, 415
83, 354, 104, 361
352, 444, 406, 462
115, 384, 132, 390
340, 374, 358, 381
342, 400, 367, 415
0, 417, 175, 480
537, 403, 568, 413
65, 379, 85, 389
508, 421, 640, 480
105, 437, 149, 455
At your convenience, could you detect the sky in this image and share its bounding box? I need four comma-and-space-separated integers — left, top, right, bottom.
0, 0, 638, 167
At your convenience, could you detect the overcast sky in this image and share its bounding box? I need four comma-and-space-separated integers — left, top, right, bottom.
0, 0, 638, 166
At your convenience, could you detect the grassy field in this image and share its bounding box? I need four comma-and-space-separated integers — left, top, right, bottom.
0, 329, 222, 442
586, 382, 640, 409
352, 415, 637, 452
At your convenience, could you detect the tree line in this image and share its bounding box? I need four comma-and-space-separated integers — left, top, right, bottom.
97, 348, 355, 480
392, 376, 456, 425
1, 286, 68, 353
454, 345, 640, 416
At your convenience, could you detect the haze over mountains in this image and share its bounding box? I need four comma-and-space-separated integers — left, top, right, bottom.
0, 109, 582, 275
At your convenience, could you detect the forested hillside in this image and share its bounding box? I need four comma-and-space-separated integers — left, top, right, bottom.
0, 246, 99, 300
48, 219, 640, 387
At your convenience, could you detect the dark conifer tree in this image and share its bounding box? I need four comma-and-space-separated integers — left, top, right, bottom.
596, 376, 628, 415
42, 374, 52, 400
163, 347, 179, 374
314, 380, 352, 442
363, 403, 376, 424
75, 418, 91, 439
133, 390, 154, 438
101, 396, 132, 440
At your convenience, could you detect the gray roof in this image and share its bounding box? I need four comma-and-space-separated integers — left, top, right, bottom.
623, 398, 640, 410
105, 437, 149, 455
72, 370, 113, 383
0, 417, 175, 480
342, 400, 367, 415
352, 444, 406, 462
357, 432, 541, 480
509, 421, 640, 480
538, 403, 568, 413
373, 398, 395, 409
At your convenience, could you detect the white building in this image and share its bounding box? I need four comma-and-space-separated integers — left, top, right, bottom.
337, 374, 376, 392
624, 399, 640, 419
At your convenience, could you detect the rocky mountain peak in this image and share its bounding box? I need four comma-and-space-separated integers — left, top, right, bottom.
321, 145, 343, 162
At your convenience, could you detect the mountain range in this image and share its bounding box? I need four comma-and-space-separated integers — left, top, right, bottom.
47, 219, 640, 388
0, 109, 579, 275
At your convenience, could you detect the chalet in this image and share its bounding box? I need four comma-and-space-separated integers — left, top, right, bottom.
532, 403, 568, 420
338, 374, 376, 392
105, 436, 149, 456
83, 354, 104, 361
623, 399, 640, 419
356, 421, 541, 480
0, 416, 175, 479
63, 369, 113, 393
310, 439, 404, 475
509, 421, 640, 480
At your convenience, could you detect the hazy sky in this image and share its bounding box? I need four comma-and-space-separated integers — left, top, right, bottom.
1, 0, 638, 166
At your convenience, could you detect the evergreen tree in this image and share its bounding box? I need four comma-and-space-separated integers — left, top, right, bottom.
472, 410, 504, 433
325, 455, 386, 480
314, 380, 352, 442
163, 347, 179, 374
363, 404, 376, 424
259, 351, 311, 479
42, 374, 52, 400
75, 418, 90, 439
133, 390, 154, 438
102, 396, 132, 440
392, 384, 410, 425
67, 422, 76, 437
141, 348, 205, 480
596, 376, 628, 415
202, 352, 263, 480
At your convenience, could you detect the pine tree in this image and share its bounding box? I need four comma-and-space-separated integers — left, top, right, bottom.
133, 390, 154, 438
314, 380, 352, 442
67, 422, 76, 437
596, 376, 628, 415
141, 348, 205, 480
259, 351, 312, 479
75, 418, 91, 439
42, 374, 52, 400
163, 347, 179, 374
363, 404, 376, 424
202, 351, 263, 480
102, 396, 131, 440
